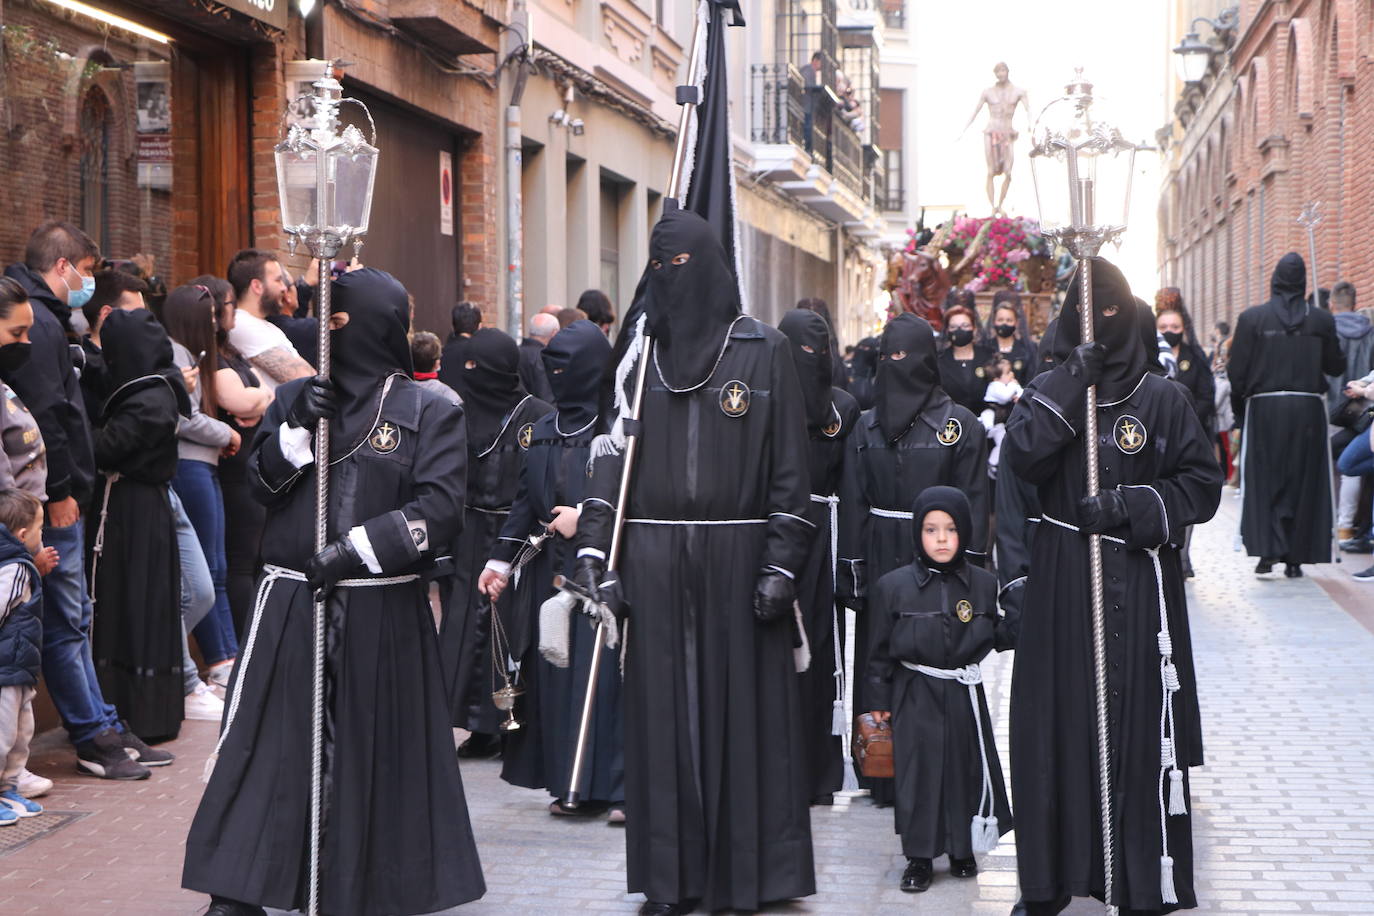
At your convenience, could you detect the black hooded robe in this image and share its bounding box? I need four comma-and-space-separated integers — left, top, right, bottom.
182, 270, 484, 915
837, 313, 990, 805
1229, 253, 1345, 565
577, 210, 816, 910
438, 327, 554, 734
866, 487, 1013, 861
779, 309, 862, 801
496, 321, 623, 806
849, 336, 879, 410
88, 309, 190, 742
1004, 258, 1222, 913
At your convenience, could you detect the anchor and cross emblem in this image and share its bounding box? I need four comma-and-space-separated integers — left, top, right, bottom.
1114, 415, 1147, 455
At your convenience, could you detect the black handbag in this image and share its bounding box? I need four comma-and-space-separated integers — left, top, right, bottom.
1331, 395, 1374, 432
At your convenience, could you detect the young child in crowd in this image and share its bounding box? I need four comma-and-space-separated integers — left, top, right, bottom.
411, 330, 463, 406
979, 356, 1022, 475
865, 486, 1015, 892
0, 488, 50, 825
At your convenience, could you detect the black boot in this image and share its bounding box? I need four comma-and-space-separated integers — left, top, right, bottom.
1285, 563, 1303, 578
204, 898, 267, 916
900, 857, 933, 893
639, 900, 694, 915
1255, 557, 1276, 574
949, 855, 978, 877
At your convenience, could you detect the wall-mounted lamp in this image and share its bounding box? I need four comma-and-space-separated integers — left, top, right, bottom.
1172, 6, 1239, 85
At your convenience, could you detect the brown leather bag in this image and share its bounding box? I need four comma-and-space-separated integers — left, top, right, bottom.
853, 713, 894, 779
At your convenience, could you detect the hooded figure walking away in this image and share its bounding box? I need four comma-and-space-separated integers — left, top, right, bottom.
482, 319, 625, 817
1229, 252, 1345, 577
438, 327, 552, 752
1003, 258, 1222, 915
574, 209, 817, 915
836, 312, 989, 806
182, 268, 485, 916
89, 309, 191, 742
778, 308, 860, 803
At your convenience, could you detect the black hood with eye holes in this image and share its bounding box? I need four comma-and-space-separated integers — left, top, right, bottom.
462, 327, 527, 448
541, 319, 610, 433
1054, 257, 1148, 402
876, 313, 941, 441
778, 308, 833, 430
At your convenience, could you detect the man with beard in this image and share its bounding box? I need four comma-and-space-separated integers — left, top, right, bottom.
778, 308, 860, 804
478, 320, 624, 818
574, 209, 816, 915
439, 327, 552, 756
1229, 253, 1345, 577
182, 268, 484, 916
1003, 257, 1221, 915
225, 249, 313, 393
836, 312, 989, 806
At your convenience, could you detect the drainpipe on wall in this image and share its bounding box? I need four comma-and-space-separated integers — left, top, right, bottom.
504, 2, 531, 337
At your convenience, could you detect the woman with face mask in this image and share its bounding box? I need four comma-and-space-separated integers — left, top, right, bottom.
986, 290, 1039, 385
938, 303, 995, 415
1155, 301, 1215, 435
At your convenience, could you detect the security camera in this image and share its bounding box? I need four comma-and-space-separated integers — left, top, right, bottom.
570, 118, 585, 136
549, 109, 567, 125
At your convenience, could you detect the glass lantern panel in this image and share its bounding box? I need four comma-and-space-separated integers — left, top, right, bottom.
1029, 89, 1138, 236
1028, 94, 1076, 235
327, 146, 378, 234
275, 144, 320, 232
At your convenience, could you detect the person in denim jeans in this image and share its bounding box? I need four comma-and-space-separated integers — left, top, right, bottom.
1337, 404, 1374, 580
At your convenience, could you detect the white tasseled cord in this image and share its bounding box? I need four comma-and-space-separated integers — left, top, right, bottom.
908, 662, 998, 852
589, 313, 648, 463
1149, 546, 1185, 906
816, 493, 860, 793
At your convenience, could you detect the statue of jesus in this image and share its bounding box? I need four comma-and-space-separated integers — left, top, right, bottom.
961, 62, 1031, 214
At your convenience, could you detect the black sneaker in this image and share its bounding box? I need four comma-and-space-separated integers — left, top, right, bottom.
1340, 536, 1374, 554
1352, 563, 1374, 582
75, 728, 150, 780
900, 857, 933, 893
119, 721, 175, 767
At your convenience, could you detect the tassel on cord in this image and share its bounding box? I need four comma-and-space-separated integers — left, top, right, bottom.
202, 753, 218, 784
831, 699, 846, 737
589, 314, 648, 463
840, 753, 859, 792
1168, 768, 1188, 815
1160, 855, 1178, 905
971, 814, 1000, 854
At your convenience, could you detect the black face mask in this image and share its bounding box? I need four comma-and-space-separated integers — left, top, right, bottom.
0, 342, 31, 372
994, 323, 1016, 338
778, 308, 834, 430
876, 313, 941, 441
541, 319, 610, 433
1162, 330, 1184, 348
1053, 258, 1148, 402
948, 327, 975, 348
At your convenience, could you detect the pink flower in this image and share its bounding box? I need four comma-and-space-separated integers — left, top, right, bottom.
1006, 248, 1031, 263
967, 275, 987, 292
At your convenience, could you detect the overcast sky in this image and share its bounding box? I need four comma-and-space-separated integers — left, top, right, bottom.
910, 1, 1169, 297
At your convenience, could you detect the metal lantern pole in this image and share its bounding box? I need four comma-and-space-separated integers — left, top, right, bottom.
1296, 202, 1322, 306
275, 63, 379, 916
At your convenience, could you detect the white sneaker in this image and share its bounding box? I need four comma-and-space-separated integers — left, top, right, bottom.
184, 682, 225, 721
16, 768, 52, 798
205, 660, 234, 690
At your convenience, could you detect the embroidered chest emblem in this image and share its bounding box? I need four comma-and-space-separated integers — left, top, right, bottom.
956, 599, 973, 623
1013, 359, 1024, 372
937, 417, 962, 446
369, 422, 400, 454
518, 423, 534, 450
1115, 415, 1147, 455
975, 366, 986, 378
1178, 359, 1191, 373
720, 380, 750, 417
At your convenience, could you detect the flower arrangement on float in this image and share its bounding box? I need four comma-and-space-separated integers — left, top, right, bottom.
905, 215, 1054, 293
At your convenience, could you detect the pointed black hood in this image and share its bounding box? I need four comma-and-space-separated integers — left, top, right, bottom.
1054, 257, 1148, 402
99, 307, 191, 419
328, 268, 414, 449
541, 319, 609, 434
643, 208, 741, 389
1266, 252, 1309, 331
779, 308, 834, 430
462, 327, 527, 448
876, 313, 941, 441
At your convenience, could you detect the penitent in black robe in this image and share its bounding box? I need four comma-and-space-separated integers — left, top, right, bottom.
1229, 254, 1344, 565
1004, 367, 1221, 912
440, 391, 553, 732
866, 558, 1013, 860
578, 316, 817, 911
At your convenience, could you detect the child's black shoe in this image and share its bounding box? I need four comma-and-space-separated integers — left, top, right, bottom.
900, 858, 933, 893
950, 856, 979, 878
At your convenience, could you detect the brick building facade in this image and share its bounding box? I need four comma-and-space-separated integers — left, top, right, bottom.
1160, 0, 1374, 335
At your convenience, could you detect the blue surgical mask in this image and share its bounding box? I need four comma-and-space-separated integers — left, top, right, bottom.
63, 265, 94, 310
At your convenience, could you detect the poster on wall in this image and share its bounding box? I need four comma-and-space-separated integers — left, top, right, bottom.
439, 150, 454, 237
135, 60, 172, 190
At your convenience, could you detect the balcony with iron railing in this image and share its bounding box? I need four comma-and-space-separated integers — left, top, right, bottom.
880, 0, 905, 30
749, 63, 867, 197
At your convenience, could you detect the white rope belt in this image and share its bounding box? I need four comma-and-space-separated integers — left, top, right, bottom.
470, 505, 512, 515
901, 661, 999, 853
1247, 390, 1325, 400
202, 563, 420, 783
811, 494, 848, 741
87, 471, 121, 603
869, 507, 913, 519
625, 517, 767, 526
1040, 512, 1188, 903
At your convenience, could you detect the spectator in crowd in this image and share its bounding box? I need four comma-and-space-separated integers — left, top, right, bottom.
78, 269, 150, 418
438, 301, 483, 398
164, 285, 242, 700
0, 488, 50, 824
89, 309, 199, 742
555, 307, 586, 329
410, 331, 462, 406
1336, 374, 1374, 579
225, 249, 312, 393
985, 290, 1039, 385
938, 304, 994, 416
265, 262, 319, 368
196, 276, 273, 639
450, 301, 483, 341
1209, 319, 1231, 364
3, 223, 162, 779
518, 312, 557, 402
1327, 282, 1374, 543
575, 289, 616, 336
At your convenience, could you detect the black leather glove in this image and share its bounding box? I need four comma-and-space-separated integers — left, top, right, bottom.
306, 537, 362, 591
1077, 489, 1129, 534
1062, 342, 1106, 386
753, 568, 795, 623
573, 555, 606, 602
286, 375, 338, 429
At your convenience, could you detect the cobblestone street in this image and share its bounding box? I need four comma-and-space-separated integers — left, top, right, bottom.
2, 492, 1373, 914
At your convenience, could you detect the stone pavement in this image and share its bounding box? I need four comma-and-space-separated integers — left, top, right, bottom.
2, 491, 1373, 914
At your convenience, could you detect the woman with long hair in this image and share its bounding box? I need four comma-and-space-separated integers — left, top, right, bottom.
984, 290, 1038, 385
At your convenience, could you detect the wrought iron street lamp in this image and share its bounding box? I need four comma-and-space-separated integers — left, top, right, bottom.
1172, 6, 1240, 85
273, 61, 378, 916
1028, 69, 1141, 916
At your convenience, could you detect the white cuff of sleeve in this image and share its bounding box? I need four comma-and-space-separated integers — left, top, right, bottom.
347, 525, 383, 574
279, 422, 315, 469
577, 547, 606, 561
483, 559, 512, 577
765, 564, 794, 580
